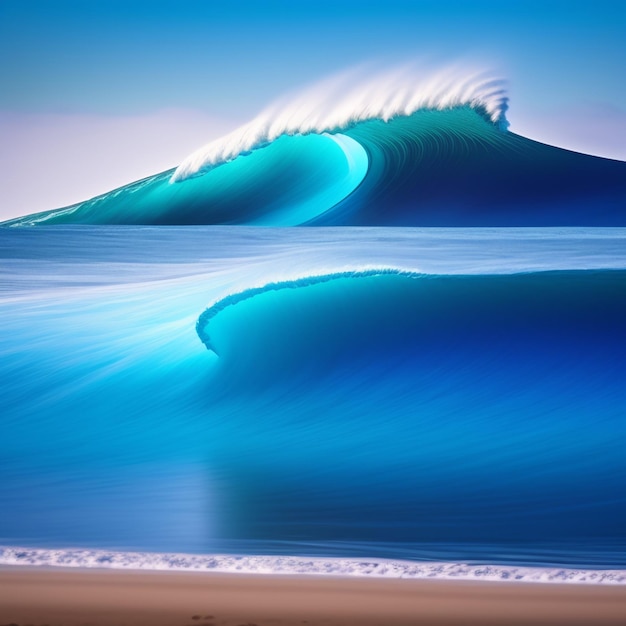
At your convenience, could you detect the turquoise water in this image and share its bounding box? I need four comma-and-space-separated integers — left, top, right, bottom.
6, 107, 626, 227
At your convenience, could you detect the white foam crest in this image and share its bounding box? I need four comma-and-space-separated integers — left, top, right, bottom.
2, 546, 625, 585
171, 64, 509, 183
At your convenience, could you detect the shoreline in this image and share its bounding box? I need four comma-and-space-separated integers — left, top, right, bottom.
2, 566, 626, 626
2, 545, 626, 586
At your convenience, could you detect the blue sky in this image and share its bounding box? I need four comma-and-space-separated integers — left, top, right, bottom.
1, 0, 625, 218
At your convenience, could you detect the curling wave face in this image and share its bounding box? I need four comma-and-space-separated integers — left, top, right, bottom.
5, 67, 626, 227
171, 66, 509, 181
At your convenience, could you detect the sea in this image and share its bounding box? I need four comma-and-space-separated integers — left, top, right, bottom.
2, 73, 626, 582
1, 226, 625, 584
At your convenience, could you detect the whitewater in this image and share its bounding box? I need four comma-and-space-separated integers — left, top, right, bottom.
171, 65, 509, 181
2, 546, 626, 585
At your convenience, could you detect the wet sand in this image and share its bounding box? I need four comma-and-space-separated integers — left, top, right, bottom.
1, 566, 626, 626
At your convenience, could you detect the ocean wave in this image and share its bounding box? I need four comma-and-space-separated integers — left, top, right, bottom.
171, 64, 509, 182
2, 546, 625, 585
196, 268, 420, 355
5, 68, 626, 227
2, 230, 626, 568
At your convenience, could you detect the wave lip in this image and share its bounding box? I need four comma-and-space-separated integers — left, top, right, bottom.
171, 65, 508, 182
196, 268, 419, 355
2, 546, 625, 585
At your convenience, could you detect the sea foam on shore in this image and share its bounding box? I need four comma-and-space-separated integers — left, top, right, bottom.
1, 546, 625, 585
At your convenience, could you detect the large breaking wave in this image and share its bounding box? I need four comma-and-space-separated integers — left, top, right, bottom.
5, 66, 626, 227
171, 65, 509, 181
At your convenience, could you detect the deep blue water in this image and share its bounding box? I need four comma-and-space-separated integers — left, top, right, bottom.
1, 226, 625, 569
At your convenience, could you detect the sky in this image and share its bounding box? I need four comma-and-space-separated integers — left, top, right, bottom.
1, 0, 625, 220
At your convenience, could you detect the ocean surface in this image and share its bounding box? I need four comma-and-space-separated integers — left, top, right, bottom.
2, 226, 626, 580
2, 71, 626, 580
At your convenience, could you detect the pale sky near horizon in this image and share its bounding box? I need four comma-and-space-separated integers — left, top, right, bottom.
1, 0, 625, 220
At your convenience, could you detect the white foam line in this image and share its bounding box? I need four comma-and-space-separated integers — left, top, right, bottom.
171, 64, 509, 182
1, 546, 624, 585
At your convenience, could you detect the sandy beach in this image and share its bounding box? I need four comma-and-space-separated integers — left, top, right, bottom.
1, 567, 626, 626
